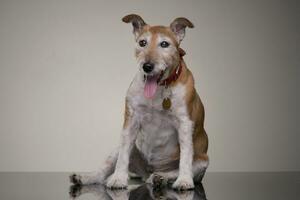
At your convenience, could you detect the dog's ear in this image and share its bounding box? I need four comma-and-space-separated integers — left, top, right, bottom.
122, 14, 147, 38
170, 17, 194, 43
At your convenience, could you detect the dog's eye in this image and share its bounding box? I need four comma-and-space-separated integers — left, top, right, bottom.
139, 40, 147, 47
160, 41, 170, 48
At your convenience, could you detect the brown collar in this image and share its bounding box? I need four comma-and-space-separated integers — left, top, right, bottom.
159, 48, 185, 86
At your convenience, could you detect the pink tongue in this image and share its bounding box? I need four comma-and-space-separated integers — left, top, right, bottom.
144, 75, 158, 99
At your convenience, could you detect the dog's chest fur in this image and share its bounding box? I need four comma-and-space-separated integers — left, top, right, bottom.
127, 73, 188, 165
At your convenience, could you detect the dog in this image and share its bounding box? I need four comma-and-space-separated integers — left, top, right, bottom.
70, 14, 209, 190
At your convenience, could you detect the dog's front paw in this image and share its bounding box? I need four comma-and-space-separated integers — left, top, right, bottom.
106, 173, 128, 189
172, 176, 194, 190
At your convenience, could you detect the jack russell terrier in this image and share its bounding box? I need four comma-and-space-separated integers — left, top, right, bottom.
70, 14, 209, 190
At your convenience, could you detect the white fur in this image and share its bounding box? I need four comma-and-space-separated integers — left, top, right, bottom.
110, 72, 196, 189
130, 74, 182, 165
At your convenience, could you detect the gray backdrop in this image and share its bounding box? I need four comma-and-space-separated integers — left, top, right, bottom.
0, 0, 299, 172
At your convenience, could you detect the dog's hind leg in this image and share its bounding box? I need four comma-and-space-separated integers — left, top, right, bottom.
70, 148, 118, 185
191, 156, 209, 183
146, 155, 209, 187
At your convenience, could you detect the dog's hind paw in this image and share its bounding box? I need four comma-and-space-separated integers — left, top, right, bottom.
69, 173, 83, 185
146, 173, 165, 189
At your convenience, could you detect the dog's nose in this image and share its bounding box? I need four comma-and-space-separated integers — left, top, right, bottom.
143, 62, 154, 73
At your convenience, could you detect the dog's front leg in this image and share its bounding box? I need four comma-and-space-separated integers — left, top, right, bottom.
106, 108, 138, 189
172, 117, 195, 190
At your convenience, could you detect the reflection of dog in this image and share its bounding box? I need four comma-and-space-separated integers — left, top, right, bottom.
70, 14, 208, 190
69, 182, 207, 200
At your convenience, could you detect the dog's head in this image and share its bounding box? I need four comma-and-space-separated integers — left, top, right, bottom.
122, 14, 193, 98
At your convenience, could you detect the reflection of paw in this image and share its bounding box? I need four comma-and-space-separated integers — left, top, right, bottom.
69, 173, 82, 185
106, 173, 128, 189
166, 189, 194, 200
106, 189, 129, 200
172, 176, 194, 190
69, 184, 82, 198
146, 173, 165, 189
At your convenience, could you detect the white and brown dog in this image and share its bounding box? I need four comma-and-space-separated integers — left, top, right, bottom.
70, 14, 209, 190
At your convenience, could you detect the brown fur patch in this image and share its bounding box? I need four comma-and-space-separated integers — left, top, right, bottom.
148, 26, 178, 46
172, 60, 209, 159
194, 153, 209, 161
137, 25, 179, 46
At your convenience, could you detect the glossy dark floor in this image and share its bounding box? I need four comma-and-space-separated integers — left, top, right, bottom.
0, 172, 299, 200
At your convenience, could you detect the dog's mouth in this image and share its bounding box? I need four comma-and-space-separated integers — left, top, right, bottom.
143, 72, 164, 99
